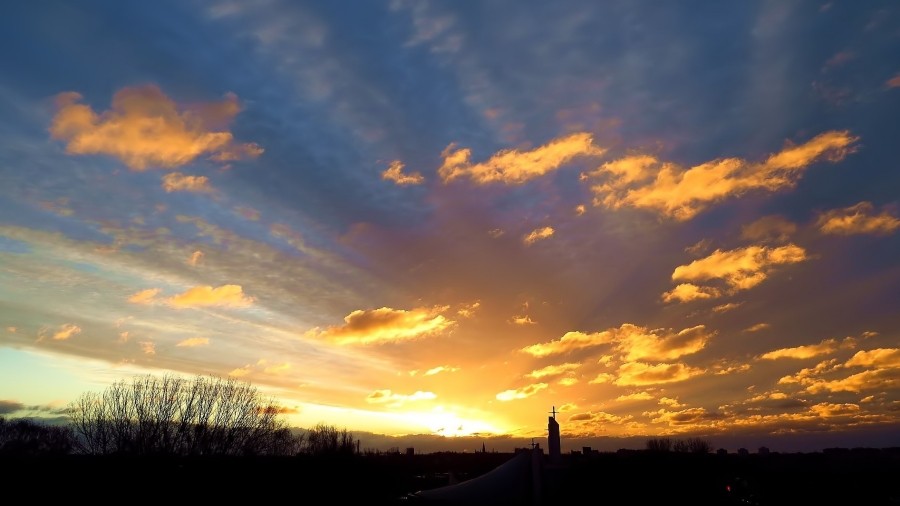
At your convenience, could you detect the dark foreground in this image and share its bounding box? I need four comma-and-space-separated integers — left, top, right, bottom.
2, 448, 898, 505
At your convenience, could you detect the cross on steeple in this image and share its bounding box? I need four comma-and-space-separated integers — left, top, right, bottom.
549, 405, 557, 419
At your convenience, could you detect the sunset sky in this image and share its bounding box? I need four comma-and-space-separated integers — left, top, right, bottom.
1, 1, 899, 452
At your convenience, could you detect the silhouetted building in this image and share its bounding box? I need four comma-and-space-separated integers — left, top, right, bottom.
758, 446, 770, 455
737, 448, 749, 456
716, 448, 728, 456
548, 406, 561, 466
407, 447, 415, 456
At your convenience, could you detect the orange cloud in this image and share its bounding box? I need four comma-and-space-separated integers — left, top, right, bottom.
760, 338, 854, 360
669, 244, 807, 297
381, 160, 424, 185
616, 392, 654, 402
521, 330, 615, 357
885, 74, 900, 89
49, 85, 262, 170
510, 315, 536, 325
161, 172, 213, 193
521, 323, 712, 360
614, 361, 705, 386
523, 226, 554, 245
817, 201, 900, 235
366, 389, 436, 407
176, 337, 210, 347
167, 284, 254, 308
526, 363, 580, 379
845, 348, 900, 368
586, 131, 858, 220
574, 204, 586, 216
128, 288, 161, 304
495, 383, 548, 401
712, 302, 742, 313
139, 341, 156, 355
456, 301, 481, 318
568, 410, 631, 424
50, 323, 81, 341
305, 306, 454, 345
646, 407, 721, 425
558, 377, 579, 386
424, 365, 459, 376
661, 283, 721, 303
740, 215, 797, 243
809, 402, 859, 417
743, 323, 770, 333
439, 132, 606, 184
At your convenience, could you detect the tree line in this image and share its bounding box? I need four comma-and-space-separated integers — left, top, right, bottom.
1, 373, 355, 457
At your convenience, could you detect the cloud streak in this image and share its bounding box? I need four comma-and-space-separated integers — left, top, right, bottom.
305, 306, 455, 345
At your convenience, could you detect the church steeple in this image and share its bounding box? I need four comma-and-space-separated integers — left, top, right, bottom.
547, 405, 561, 465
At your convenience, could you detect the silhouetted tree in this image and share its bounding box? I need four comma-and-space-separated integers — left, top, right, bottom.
302, 423, 355, 456
0, 417, 74, 456
673, 437, 712, 454
67, 374, 301, 456
646, 437, 672, 452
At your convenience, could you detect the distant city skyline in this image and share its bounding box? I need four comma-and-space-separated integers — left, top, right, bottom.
1, 1, 898, 451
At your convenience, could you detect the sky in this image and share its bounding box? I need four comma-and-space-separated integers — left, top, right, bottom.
1, 0, 899, 453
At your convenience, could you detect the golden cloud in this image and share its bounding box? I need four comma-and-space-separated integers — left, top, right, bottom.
511, 315, 536, 325
523, 226, 554, 245
456, 301, 481, 318
526, 363, 580, 379
845, 348, 900, 369
495, 383, 548, 401
646, 407, 721, 425
568, 411, 630, 424
381, 160, 424, 185
614, 361, 705, 386
128, 288, 161, 304
49, 85, 262, 170
187, 250, 204, 266
809, 402, 860, 417
669, 244, 807, 297
176, 337, 210, 347
167, 284, 255, 308
743, 323, 770, 333
613, 324, 713, 362
521, 330, 615, 357
616, 392, 654, 402
588, 373, 614, 384
712, 302, 742, 313
760, 338, 853, 360
817, 201, 900, 235
661, 283, 721, 303
366, 389, 437, 406
306, 306, 454, 345
658, 397, 684, 408
586, 131, 858, 220
777, 359, 840, 385
740, 215, 797, 243
424, 365, 459, 376
558, 377, 579, 386
439, 132, 606, 184
161, 172, 213, 193
804, 369, 900, 394
139, 341, 156, 355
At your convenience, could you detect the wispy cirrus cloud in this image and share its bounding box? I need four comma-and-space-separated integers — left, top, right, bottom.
381, 160, 424, 185
128, 285, 254, 308
439, 132, 605, 184
39, 323, 81, 341
176, 337, 210, 347
49, 85, 262, 170
584, 131, 858, 220
495, 382, 547, 401
817, 201, 900, 235
366, 389, 436, 407
760, 337, 855, 360
526, 363, 580, 379
305, 306, 455, 345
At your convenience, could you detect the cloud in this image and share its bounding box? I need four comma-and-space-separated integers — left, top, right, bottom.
187, 250, 204, 266
521, 323, 712, 360
47, 323, 81, 341
161, 172, 213, 193
845, 348, 900, 368
0, 400, 25, 415
585, 131, 858, 220
456, 301, 481, 318
616, 392, 654, 402
128, 288, 161, 304
741, 215, 797, 243
167, 284, 254, 308
381, 160, 424, 185
510, 315, 536, 325
658, 397, 684, 408
526, 363, 580, 379
176, 337, 210, 347
305, 306, 455, 345
684, 239, 713, 257
424, 365, 459, 376
366, 389, 437, 407
49, 85, 262, 170
661, 283, 720, 303
523, 226, 554, 245
568, 410, 630, 424
646, 407, 722, 425
886, 74, 900, 89
574, 204, 586, 216
817, 201, 900, 235
5, 327, 16, 333
139, 341, 156, 355
809, 402, 860, 417
558, 377, 578, 386
521, 330, 615, 357
668, 244, 807, 298
588, 373, 614, 384
495, 383, 548, 401
614, 361, 706, 386
438, 132, 606, 184
743, 323, 770, 333
760, 338, 853, 360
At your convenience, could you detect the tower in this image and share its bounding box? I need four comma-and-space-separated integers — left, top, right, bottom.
548, 405, 561, 465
